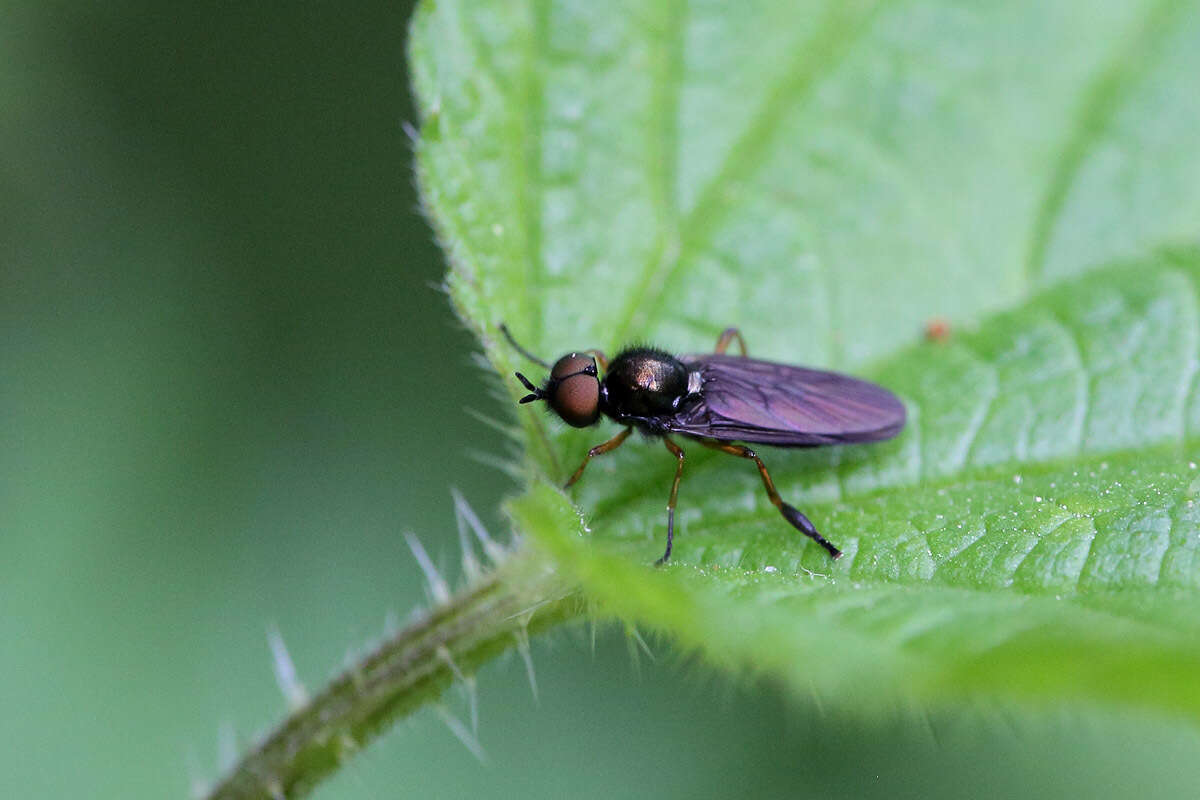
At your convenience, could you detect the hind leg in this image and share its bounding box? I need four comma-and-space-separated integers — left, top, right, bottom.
700, 440, 841, 558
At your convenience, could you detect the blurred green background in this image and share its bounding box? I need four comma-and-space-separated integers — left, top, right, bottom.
6, 2, 1200, 798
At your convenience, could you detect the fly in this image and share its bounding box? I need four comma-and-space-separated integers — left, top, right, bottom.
501, 324, 906, 565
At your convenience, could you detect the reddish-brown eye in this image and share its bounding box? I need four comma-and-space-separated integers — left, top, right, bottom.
550, 353, 595, 380
552, 373, 600, 427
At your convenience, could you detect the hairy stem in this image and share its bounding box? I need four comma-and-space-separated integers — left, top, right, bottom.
204, 551, 580, 800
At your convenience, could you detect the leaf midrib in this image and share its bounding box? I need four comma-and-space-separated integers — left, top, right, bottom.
1023, 0, 1191, 284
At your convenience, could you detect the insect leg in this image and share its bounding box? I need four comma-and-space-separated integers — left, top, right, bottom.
699, 440, 842, 559
656, 438, 686, 566
714, 327, 748, 355
585, 349, 609, 370
564, 427, 633, 488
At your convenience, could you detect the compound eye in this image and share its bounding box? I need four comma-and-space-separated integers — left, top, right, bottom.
551, 372, 600, 428
550, 353, 596, 380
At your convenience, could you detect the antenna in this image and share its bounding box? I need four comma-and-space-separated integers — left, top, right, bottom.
514, 372, 544, 404
499, 323, 550, 369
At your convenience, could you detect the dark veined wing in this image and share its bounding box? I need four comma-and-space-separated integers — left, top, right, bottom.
666, 353, 906, 447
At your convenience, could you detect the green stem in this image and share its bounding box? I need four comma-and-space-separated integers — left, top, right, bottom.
203, 551, 581, 800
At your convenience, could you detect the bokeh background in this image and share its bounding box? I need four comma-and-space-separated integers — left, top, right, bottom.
6, 2, 1200, 798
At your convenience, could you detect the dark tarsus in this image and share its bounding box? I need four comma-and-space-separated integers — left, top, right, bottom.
504, 325, 906, 564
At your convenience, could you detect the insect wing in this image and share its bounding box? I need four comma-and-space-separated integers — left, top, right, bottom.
667, 354, 905, 446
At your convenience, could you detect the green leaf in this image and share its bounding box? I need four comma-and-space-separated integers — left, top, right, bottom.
410, 0, 1200, 718
510, 255, 1200, 715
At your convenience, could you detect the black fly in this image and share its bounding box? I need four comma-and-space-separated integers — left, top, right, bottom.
501, 325, 906, 565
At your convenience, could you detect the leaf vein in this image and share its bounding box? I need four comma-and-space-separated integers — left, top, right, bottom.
1039, 309, 1090, 455
1171, 268, 1200, 441
1009, 513, 1074, 586
952, 341, 1003, 469
1073, 516, 1102, 593
519, 0, 550, 340
1023, 0, 1188, 285
611, 0, 885, 344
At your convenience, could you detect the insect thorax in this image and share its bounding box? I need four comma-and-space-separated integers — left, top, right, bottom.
602, 347, 689, 418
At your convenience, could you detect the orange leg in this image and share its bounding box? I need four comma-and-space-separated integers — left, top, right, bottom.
714, 327, 748, 355
565, 427, 632, 488
655, 438, 687, 565
585, 349, 609, 370
700, 440, 841, 559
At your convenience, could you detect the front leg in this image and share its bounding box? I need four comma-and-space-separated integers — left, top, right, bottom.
565, 427, 632, 488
